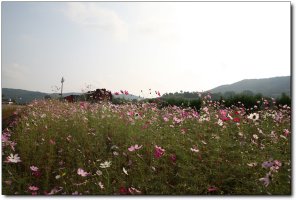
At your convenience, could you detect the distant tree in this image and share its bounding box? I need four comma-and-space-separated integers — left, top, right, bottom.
241, 90, 254, 96
277, 93, 291, 106
44, 95, 51, 100
223, 91, 236, 98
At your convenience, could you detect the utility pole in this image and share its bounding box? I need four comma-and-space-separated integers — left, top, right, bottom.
60, 77, 65, 98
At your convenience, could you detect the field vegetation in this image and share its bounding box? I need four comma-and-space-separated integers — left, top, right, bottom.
2, 94, 291, 195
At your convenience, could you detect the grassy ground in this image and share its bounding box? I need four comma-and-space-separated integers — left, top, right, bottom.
2, 98, 291, 195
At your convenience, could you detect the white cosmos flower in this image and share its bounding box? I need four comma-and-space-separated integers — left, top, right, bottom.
248, 113, 259, 122
253, 134, 259, 140
247, 162, 257, 167
98, 182, 104, 189
217, 119, 223, 126
190, 147, 199, 153
100, 161, 111, 168
96, 169, 102, 176
123, 167, 128, 175
6, 154, 21, 163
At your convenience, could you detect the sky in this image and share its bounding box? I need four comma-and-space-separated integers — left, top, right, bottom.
1, 1, 290, 97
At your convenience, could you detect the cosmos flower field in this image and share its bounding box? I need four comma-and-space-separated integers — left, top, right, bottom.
2, 95, 291, 195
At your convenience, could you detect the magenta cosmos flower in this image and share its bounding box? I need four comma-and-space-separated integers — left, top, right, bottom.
154, 145, 165, 158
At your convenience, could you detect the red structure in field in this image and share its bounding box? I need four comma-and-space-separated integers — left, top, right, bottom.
64, 95, 80, 103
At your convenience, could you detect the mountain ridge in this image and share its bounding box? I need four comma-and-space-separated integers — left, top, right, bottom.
208, 76, 290, 97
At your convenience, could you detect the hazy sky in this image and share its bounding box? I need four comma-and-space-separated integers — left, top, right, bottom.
2, 2, 290, 97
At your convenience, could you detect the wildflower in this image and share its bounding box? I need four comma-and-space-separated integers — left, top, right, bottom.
32, 170, 42, 178
111, 145, 119, 150
128, 144, 142, 152
248, 113, 259, 122
259, 172, 271, 187
55, 175, 61, 179
134, 113, 140, 119
6, 153, 21, 163
113, 151, 119, 156
201, 140, 207, 145
233, 117, 240, 123
98, 182, 104, 189
28, 185, 39, 191
154, 145, 165, 158
247, 162, 257, 167
47, 187, 63, 195
208, 186, 218, 192
274, 160, 282, 167
283, 129, 290, 137
163, 117, 169, 122
190, 147, 199, 153
100, 161, 111, 168
170, 154, 177, 163
280, 135, 288, 140
128, 187, 142, 194
77, 168, 90, 177
96, 170, 102, 176
173, 117, 182, 124
114, 92, 119, 95
217, 119, 223, 126
119, 186, 128, 194
253, 134, 259, 140
262, 161, 274, 169
123, 167, 128, 175
30, 166, 39, 172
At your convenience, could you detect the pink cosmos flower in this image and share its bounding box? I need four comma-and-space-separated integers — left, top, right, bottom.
163, 117, 169, 122
124, 90, 129, 95
173, 117, 182, 124
29, 185, 39, 191
283, 129, 290, 137
128, 144, 142, 152
154, 145, 165, 158
114, 92, 119, 95
30, 166, 39, 172
77, 168, 89, 177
